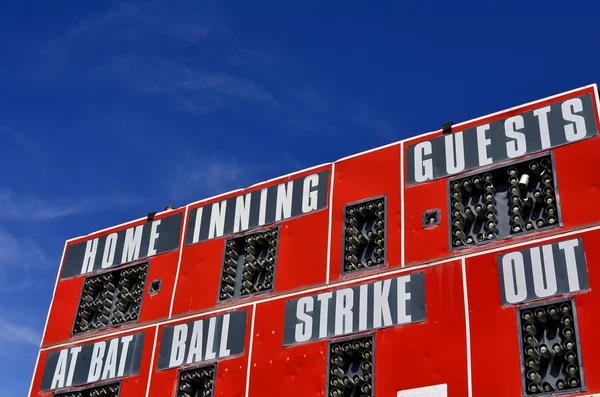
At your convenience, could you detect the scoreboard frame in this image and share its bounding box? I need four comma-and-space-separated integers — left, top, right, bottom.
29, 83, 600, 397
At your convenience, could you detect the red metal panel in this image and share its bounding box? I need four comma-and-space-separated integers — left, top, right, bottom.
403, 85, 600, 267
402, 174, 449, 266
553, 135, 600, 232
329, 144, 402, 282
465, 229, 600, 397
148, 306, 254, 397
171, 165, 332, 317
249, 296, 329, 396
374, 260, 469, 396
30, 326, 156, 397
248, 261, 468, 397
42, 208, 185, 347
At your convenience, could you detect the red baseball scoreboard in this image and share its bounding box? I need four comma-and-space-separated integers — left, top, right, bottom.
28, 84, 600, 397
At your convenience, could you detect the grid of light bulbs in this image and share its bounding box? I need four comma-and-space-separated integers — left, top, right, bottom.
54, 382, 120, 397
219, 227, 278, 302
343, 198, 386, 273
450, 156, 559, 249
519, 300, 583, 395
327, 336, 374, 397
73, 263, 148, 334
176, 364, 216, 397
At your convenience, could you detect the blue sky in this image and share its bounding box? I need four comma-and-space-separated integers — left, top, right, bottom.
0, 1, 599, 395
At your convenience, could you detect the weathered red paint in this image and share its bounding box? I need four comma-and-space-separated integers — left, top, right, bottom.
42, 208, 186, 347
248, 297, 329, 396
403, 85, 600, 267
148, 306, 254, 397
374, 260, 469, 396
30, 326, 157, 397
248, 261, 469, 397
171, 165, 332, 318
465, 229, 600, 396
329, 144, 402, 283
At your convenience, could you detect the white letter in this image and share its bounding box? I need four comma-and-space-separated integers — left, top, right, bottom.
373, 280, 393, 328
396, 276, 412, 323
121, 225, 143, 263
295, 297, 314, 342
444, 131, 465, 175
505, 115, 527, 158
192, 207, 203, 244
208, 202, 227, 239
334, 289, 354, 335
476, 124, 493, 166
147, 220, 161, 256
205, 316, 217, 360
66, 346, 81, 387
530, 245, 558, 298
258, 188, 268, 226
302, 174, 319, 213
533, 106, 552, 149
101, 233, 118, 269
117, 335, 133, 377
219, 314, 231, 357
275, 181, 294, 221
413, 141, 433, 182
186, 320, 203, 364
316, 292, 332, 338
562, 98, 587, 142
81, 239, 98, 274
558, 239, 582, 292
87, 342, 106, 383
233, 194, 251, 233
358, 284, 369, 331
51, 349, 68, 389
502, 252, 528, 304
101, 339, 119, 380
169, 324, 188, 367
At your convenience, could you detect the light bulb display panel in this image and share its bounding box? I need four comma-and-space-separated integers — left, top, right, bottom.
327, 335, 374, 397
175, 363, 216, 397
518, 299, 584, 395
54, 382, 120, 397
72, 262, 148, 335
449, 154, 560, 250
218, 226, 279, 302
342, 196, 386, 274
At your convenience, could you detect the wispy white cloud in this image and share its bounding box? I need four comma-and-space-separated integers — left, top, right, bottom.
37, 0, 228, 63
0, 189, 140, 221
168, 152, 268, 201
20, 0, 395, 143
0, 228, 52, 292
0, 316, 40, 348
26, 1, 275, 113
108, 56, 277, 109
64, 0, 227, 45
351, 103, 395, 141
